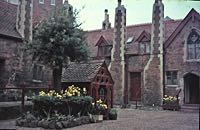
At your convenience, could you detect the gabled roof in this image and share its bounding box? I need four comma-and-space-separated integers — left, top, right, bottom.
86, 20, 181, 57
165, 8, 200, 48
95, 36, 109, 46
0, 1, 21, 39
62, 61, 105, 83
135, 30, 151, 42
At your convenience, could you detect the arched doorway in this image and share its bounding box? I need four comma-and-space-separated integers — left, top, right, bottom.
184, 73, 199, 104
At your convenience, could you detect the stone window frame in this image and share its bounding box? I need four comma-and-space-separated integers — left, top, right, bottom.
32, 64, 44, 82
39, 0, 44, 4
50, 0, 56, 6
166, 70, 178, 87
185, 28, 200, 62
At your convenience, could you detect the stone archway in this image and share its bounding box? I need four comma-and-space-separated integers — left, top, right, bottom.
184, 73, 199, 104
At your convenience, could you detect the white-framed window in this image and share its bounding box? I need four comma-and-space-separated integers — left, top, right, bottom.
187, 29, 200, 60
39, 0, 44, 4
166, 71, 178, 85
50, 0, 55, 5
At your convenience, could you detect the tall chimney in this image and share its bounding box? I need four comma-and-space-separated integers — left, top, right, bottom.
16, 0, 33, 41
143, 0, 164, 106
102, 9, 111, 30
109, 0, 126, 105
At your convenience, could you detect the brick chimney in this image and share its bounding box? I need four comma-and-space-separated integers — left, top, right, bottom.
102, 9, 111, 30
109, 0, 126, 105
143, 0, 164, 106
63, 0, 73, 17
16, 0, 33, 41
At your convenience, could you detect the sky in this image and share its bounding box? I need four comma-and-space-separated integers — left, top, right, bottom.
67, 0, 200, 31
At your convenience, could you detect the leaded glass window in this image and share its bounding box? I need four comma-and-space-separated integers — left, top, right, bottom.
187, 30, 200, 60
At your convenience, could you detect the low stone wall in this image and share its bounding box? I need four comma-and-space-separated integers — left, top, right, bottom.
0, 101, 32, 120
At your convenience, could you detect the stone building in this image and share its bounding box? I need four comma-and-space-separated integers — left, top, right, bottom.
0, 0, 62, 87
86, 0, 200, 107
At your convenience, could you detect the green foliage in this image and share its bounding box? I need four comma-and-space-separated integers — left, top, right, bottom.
32, 95, 93, 118
27, 4, 89, 90
108, 108, 117, 120
28, 6, 89, 67
90, 99, 108, 115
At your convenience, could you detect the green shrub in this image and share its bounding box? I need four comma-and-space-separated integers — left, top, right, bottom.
108, 108, 117, 120
32, 94, 93, 118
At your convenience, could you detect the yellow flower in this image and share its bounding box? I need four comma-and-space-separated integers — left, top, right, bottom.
39, 91, 46, 96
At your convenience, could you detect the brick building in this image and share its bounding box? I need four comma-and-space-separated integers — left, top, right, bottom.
0, 0, 62, 87
86, 0, 200, 106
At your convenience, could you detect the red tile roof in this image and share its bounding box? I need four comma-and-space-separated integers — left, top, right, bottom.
86, 20, 181, 57
0, 1, 21, 39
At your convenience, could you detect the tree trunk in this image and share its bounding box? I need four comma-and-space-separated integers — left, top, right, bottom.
52, 64, 62, 92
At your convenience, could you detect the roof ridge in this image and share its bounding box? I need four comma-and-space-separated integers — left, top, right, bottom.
86, 19, 182, 32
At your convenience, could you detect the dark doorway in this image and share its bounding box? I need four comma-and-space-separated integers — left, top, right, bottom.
130, 72, 141, 101
184, 73, 199, 104
0, 59, 5, 86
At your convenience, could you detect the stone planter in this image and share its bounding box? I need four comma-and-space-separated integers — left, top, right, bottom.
92, 115, 103, 122
163, 104, 180, 111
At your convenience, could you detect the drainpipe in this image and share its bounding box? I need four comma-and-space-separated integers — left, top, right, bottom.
163, 48, 166, 103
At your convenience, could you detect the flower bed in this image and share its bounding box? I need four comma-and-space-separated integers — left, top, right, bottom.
16, 85, 115, 129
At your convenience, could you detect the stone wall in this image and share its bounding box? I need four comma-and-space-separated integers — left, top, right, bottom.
0, 38, 23, 87
165, 16, 200, 105
143, 0, 164, 106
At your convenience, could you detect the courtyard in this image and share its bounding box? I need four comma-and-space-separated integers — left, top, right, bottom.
0, 109, 199, 130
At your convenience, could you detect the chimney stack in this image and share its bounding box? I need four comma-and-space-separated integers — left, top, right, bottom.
143, 0, 164, 106
102, 9, 111, 30
16, 0, 33, 41
109, 0, 126, 105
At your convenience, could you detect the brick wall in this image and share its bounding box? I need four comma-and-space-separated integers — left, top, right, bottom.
33, 0, 63, 25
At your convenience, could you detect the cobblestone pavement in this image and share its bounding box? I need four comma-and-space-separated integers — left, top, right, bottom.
0, 109, 199, 130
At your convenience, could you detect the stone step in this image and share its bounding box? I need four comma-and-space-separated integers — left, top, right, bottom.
128, 101, 142, 109
181, 104, 199, 113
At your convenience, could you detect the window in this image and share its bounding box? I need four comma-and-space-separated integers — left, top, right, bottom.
98, 86, 107, 101
39, 0, 44, 4
8, 0, 19, 5
187, 30, 200, 60
126, 37, 134, 44
140, 42, 150, 54
50, 0, 55, 5
98, 45, 112, 56
33, 64, 43, 81
166, 71, 178, 85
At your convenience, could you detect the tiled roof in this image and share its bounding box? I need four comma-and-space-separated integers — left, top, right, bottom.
62, 61, 104, 83
0, 1, 21, 39
86, 20, 182, 57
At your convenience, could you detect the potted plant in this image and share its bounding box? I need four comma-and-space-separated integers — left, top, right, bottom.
108, 108, 117, 120
90, 99, 108, 122
163, 95, 180, 110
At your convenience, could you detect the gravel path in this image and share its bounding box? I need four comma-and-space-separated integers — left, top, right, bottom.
0, 109, 199, 130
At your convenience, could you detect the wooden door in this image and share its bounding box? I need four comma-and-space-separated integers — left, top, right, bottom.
130, 72, 141, 101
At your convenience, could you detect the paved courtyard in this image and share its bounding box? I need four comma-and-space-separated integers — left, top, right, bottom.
0, 109, 199, 130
